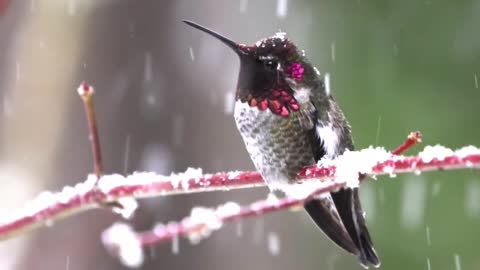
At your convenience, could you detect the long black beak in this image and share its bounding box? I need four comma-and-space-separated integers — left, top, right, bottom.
183, 20, 246, 56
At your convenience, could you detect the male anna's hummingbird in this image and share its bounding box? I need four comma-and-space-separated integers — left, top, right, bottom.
184, 20, 380, 268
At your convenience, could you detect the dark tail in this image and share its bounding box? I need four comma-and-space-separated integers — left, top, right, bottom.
331, 188, 381, 268
304, 194, 359, 257
304, 190, 380, 268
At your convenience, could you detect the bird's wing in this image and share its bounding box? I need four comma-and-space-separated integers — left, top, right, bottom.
298, 82, 361, 257
306, 77, 380, 268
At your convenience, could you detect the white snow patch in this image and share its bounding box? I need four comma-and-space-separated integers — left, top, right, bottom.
97, 173, 125, 193
58, 186, 76, 204
419, 145, 454, 163
382, 165, 395, 176
273, 31, 287, 41
187, 207, 221, 244
455, 145, 480, 158
102, 223, 144, 268
98, 168, 204, 194
152, 223, 165, 236
227, 170, 242, 179
326, 147, 392, 187
112, 197, 138, 219
186, 201, 241, 244
0, 174, 98, 226
279, 147, 391, 199
170, 167, 203, 190
216, 201, 241, 217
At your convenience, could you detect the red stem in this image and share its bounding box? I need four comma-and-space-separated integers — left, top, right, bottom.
136, 181, 345, 246
104, 146, 480, 250
78, 82, 104, 180
392, 131, 422, 155
2, 145, 478, 241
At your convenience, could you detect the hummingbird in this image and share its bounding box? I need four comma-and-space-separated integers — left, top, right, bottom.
183, 20, 380, 268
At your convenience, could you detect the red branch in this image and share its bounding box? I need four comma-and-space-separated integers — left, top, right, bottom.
132, 181, 345, 245
0, 133, 420, 240
1, 139, 479, 264
392, 131, 422, 155
99, 144, 480, 265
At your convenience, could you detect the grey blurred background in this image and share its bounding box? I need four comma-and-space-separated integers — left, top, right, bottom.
0, 0, 480, 269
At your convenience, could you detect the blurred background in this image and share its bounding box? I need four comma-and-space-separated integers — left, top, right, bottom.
0, 0, 480, 269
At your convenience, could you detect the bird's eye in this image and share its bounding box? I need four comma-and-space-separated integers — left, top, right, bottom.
264, 60, 277, 70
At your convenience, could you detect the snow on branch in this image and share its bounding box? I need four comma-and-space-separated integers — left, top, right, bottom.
0, 169, 265, 240
0, 124, 479, 267
1, 144, 480, 243
1, 142, 477, 264
100, 144, 480, 266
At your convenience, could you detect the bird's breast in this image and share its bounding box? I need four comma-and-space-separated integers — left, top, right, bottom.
234, 101, 316, 187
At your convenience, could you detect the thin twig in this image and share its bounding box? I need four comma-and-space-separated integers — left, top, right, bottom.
359, 131, 421, 180
392, 131, 422, 155
78, 82, 103, 180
